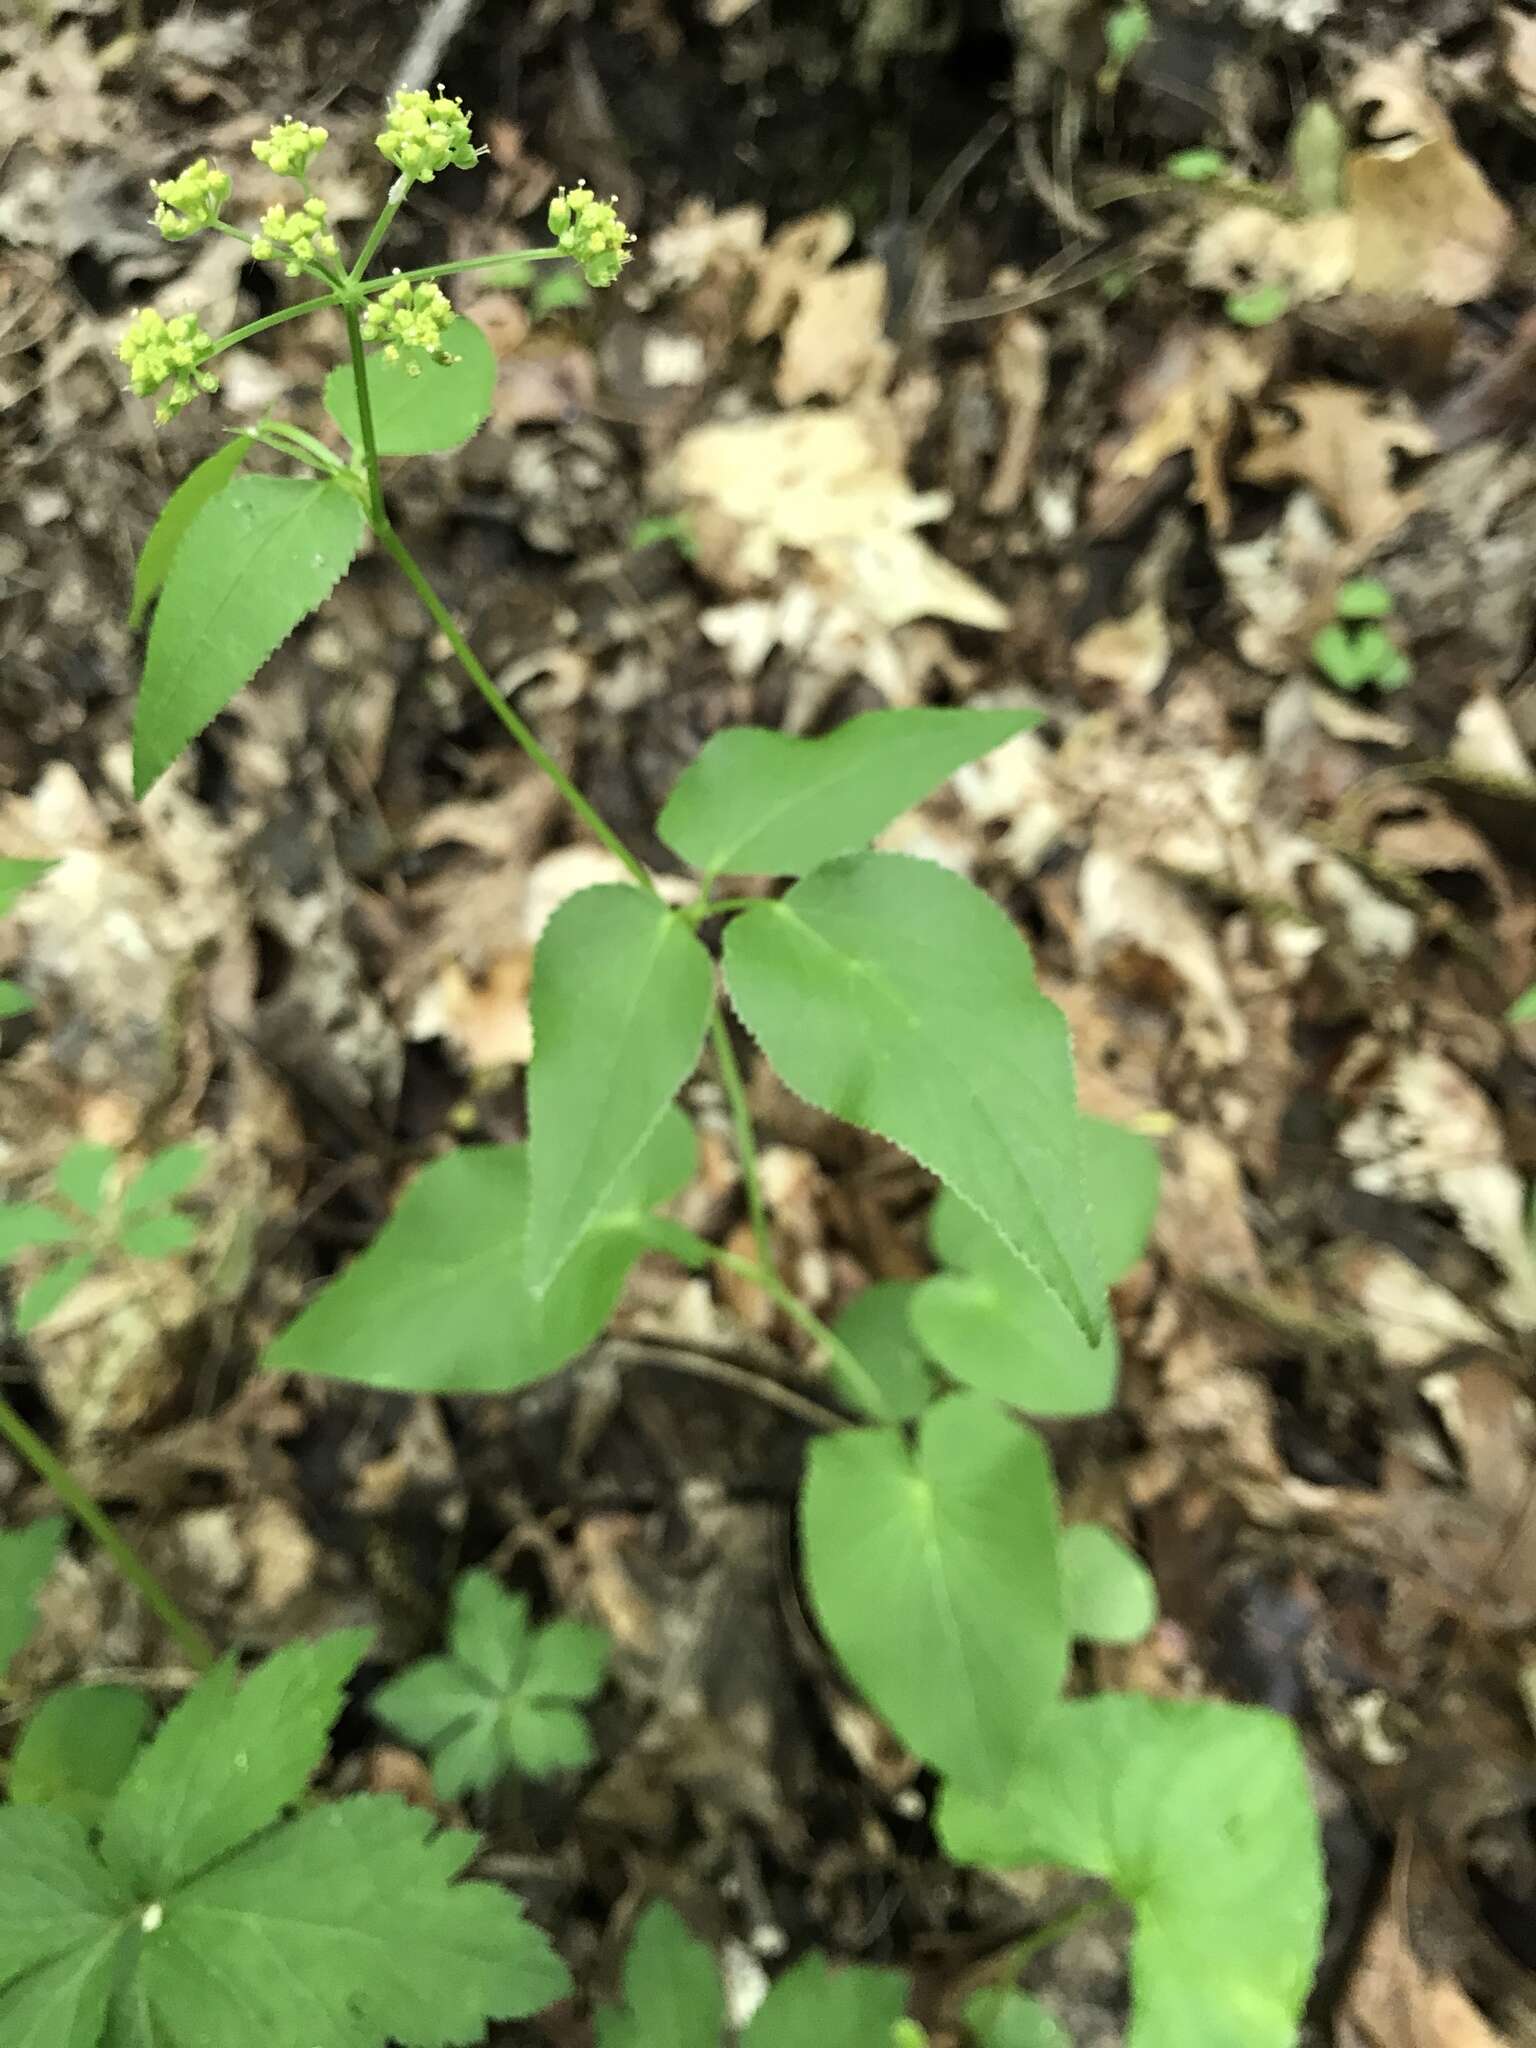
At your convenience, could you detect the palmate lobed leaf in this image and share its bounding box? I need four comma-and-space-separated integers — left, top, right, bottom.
9, 1687, 152, 1828
595, 1902, 723, 2048
525, 886, 712, 1297
265, 1109, 695, 1393
939, 1694, 1326, 2048
741, 1950, 909, 2048
324, 319, 497, 456
132, 475, 366, 797
657, 706, 1039, 878
723, 853, 1105, 1340
802, 1392, 1065, 1792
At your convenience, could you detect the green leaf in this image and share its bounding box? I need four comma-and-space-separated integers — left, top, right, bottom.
829, 1281, 935, 1422
0, 1204, 77, 1261
743, 1950, 909, 2048
16, 1254, 95, 1334
324, 318, 496, 456
802, 1392, 1065, 1791
0, 980, 34, 1020
1166, 147, 1229, 182
965, 1988, 1071, 2048
132, 1794, 570, 2045
1287, 100, 1346, 215
121, 1145, 205, 1216
912, 1114, 1157, 1416
596, 1901, 724, 2048
0, 859, 57, 917
52, 1142, 117, 1219
1509, 984, 1536, 1025
132, 475, 366, 797
1060, 1524, 1157, 1644
724, 854, 1103, 1341
99, 1628, 371, 1894
657, 707, 1039, 879
1334, 577, 1392, 622
116, 1214, 198, 1259
525, 887, 712, 1295
1311, 621, 1372, 691
129, 436, 253, 629
1225, 282, 1291, 328
939, 1695, 1325, 2048
372, 1571, 607, 1797
10, 1686, 152, 1826
0, 1808, 128, 2048
266, 1112, 694, 1393
0, 1516, 66, 1679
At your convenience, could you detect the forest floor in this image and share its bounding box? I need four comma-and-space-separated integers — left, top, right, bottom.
5, 1, 1536, 2041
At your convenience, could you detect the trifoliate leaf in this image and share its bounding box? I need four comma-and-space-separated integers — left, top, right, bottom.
133, 476, 366, 797
266, 1111, 694, 1393
1060, 1525, 1157, 1644
0, 1808, 128, 2048
120, 1145, 205, 1216
0, 1515, 66, 1679
131, 1794, 570, 2047
829, 1281, 935, 1423
129, 436, 253, 629
939, 1695, 1325, 2048
742, 1950, 909, 2048
324, 318, 496, 456
99, 1629, 371, 1894
525, 887, 712, 1296
657, 707, 1038, 879
10, 1686, 151, 1827
52, 1143, 117, 1219
802, 1393, 1064, 1791
595, 1901, 724, 2048
16, 1254, 95, 1334
116, 1214, 198, 1260
371, 1571, 608, 1797
723, 854, 1104, 1342
0, 859, 57, 916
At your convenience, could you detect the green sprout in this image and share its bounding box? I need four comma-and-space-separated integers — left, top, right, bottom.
1312, 577, 1412, 692
1099, 1, 1152, 91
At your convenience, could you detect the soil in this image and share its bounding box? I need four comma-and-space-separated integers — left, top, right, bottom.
5, 1, 1536, 2042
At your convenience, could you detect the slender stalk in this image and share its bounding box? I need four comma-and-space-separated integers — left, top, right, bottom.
375, 523, 656, 890
0, 1395, 215, 1671
248, 421, 344, 476
667, 1226, 884, 1420
207, 292, 343, 362
357, 248, 566, 295
1008, 1898, 1116, 1976
350, 181, 414, 285
342, 307, 387, 529
710, 1007, 772, 1273
682, 895, 765, 924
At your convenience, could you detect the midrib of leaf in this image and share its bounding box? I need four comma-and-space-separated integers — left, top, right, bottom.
150, 484, 348, 728
751, 900, 1084, 1325
915, 1484, 995, 1773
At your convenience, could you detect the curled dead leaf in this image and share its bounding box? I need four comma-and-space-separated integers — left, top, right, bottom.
1099, 324, 1277, 536
1239, 383, 1437, 545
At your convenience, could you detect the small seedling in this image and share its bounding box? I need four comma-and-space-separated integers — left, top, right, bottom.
1099, 1, 1152, 92
1312, 577, 1412, 692
371, 1568, 609, 1796
0, 1140, 205, 1331
1165, 147, 1231, 184
629, 509, 698, 559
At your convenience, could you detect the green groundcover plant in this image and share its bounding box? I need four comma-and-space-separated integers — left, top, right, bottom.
0, 92, 1329, 2047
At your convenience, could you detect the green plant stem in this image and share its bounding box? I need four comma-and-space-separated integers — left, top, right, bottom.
358, 248, 565, 294
682, 895, 765, 924
710, 1007, 772, 1273
350, 180, 414, 285
342, 306, 388, 529
208, 292, 343, 361
249, 421, 344, 476
0, 1394, 215, 1671
667, 1226, 883, 1419
1008, 1897, 1116, 1976
375, 522, 656, 891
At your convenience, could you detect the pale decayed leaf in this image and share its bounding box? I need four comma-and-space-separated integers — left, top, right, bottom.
803, 1393, 1065, 1790
724, 853, 1104, 1339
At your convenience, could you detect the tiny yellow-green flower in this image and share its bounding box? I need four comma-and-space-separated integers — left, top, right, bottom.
150, 158, 231, 241
118, 308, 219, 424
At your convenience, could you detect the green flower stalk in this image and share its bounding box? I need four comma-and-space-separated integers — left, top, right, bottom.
150, 157, 232, 240
117, 308, 219, 423
547, 182, 633, 286
251, 197, 340, 278
252, 118, 329, 178
375, 86, 479, 183
360, 276, 458, 366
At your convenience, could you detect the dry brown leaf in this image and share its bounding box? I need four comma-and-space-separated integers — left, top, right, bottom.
1343, 47, 1515, 304
1188, 206, 1355, 308
1073, 598, 1171, 700
1345, 1905, 1511, 2047
1502, 7, 1536, 114
775, 260, 892, 404
1239, 383, 1437, 545
980, 312, 1049, 517
1102, 324, 1276, 536
745, 209, 852, 340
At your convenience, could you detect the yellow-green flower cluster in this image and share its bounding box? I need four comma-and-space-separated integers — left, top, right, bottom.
547, 183, 633, 287
150, 158, 231, 241
118, 309, 219, 424
252, 118, 329, 178
251, 198, 339, 278
359, 277, 457, 368
375, 87, 479, 183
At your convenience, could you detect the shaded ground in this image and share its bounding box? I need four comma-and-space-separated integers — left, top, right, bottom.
5, 0, 1536, 2040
